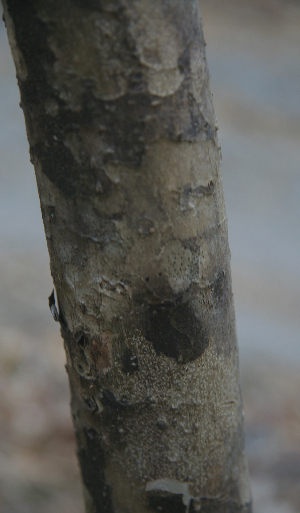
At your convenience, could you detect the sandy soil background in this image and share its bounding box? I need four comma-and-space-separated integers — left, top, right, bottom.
0, 1, 300, 512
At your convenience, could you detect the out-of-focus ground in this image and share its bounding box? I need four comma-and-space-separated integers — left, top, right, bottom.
0, 1, 299, 512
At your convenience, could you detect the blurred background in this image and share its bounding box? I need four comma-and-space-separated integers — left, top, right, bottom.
0, 0, 299, 511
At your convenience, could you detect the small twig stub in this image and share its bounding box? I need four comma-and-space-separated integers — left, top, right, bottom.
48, 289, 59, 322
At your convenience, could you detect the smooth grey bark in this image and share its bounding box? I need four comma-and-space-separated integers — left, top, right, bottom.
2, 0, 252, 512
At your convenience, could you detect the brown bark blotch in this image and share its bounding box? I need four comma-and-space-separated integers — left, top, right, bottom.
89, 332, 113, 374
67, 329, 112, 379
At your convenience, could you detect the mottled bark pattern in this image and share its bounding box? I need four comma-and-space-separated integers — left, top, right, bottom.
2, 0, 252, 511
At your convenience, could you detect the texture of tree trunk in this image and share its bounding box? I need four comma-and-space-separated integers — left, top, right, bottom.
2, 0, 252, 511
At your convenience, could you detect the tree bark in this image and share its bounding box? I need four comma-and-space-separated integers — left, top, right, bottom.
2, 0, 252, 512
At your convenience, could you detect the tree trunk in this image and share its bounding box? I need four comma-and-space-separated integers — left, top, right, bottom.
2, 0, 252, 511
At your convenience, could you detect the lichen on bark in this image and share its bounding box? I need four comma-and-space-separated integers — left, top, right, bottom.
2, 0, 252, 511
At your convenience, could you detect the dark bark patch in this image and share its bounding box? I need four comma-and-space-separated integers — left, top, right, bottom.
122, 347, 139, 375
82, 394, 98, 413
211, 268, 229, 308
101, 388, 129, 410
74, 330, 89, 346
6, 0, 87, 197
147, 491, 186, 513
34, 137, 89, 197
77, 427, 114, 513
146, 300, 209, 364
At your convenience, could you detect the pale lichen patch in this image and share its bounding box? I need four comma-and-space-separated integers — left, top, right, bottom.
161, 240, 193, 294
146, 67, 184, 97
127, 0, 182, 71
